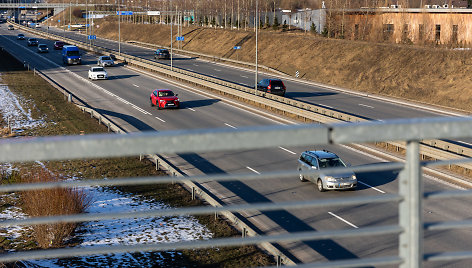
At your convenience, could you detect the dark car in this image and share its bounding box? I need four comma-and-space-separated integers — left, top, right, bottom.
150, 89, 180, 109
37, 44, 48, 53
27, 38, 39, 46
256, 79, 286, 97
17, 33, 25, 40
154, 49, 170, 60
53, 41, 65, 50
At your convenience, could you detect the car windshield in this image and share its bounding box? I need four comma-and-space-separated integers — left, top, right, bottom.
55, 42, 64, 45
39, 45, 46, 48
101, 56, 111, 61
93, 67, 105, 72
318, 158, 346, 169
18, 34, 24, 37
158, 91, 174, 97
30, 39, 37, 41
66, 50, 79, 56
271, 80, 284, 86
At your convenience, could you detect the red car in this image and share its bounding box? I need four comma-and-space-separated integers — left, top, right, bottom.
53, 41, 65, 50
150, 89, 180, 109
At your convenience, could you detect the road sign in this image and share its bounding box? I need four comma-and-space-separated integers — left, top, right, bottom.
88, 35, 96, 40
176, 36, 184, 41
116, 11, 133, 16
233, 46, 241, 50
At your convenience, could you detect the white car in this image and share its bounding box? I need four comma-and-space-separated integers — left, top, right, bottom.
88, 67, 108, 80
97, 56, 114, 67
35, 23, 41, 28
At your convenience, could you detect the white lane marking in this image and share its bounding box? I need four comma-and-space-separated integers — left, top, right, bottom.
155, 116, 166, 122
193, 64, 199, 66
214, 69, 221, 72
241, 75, 249, 78
246, 166, 260, 174
358, 181, 386, 194
224, 123, 237, 129
131, 105, 149, 115
278, 146, 296, 155
328, 212, 358, 228
321, 105, 334, 109
359, 103, 375, 109
133, 84, 139, 87
187, 108, 196, 111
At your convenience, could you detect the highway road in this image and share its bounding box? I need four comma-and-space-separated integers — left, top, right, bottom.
1, 26, 472, 266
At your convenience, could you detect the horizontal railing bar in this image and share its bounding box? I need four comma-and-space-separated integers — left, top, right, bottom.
425, 219, 472, 231
424, 190, 472, 199
0, 162, 404, 192
0, 194, 401, 227
0, 125, 329, 162
265, 256, 403, 268
425, 251, 472, 262
422, 158, 472, 168
2, 117, 472, 163
0, 225, 402, 262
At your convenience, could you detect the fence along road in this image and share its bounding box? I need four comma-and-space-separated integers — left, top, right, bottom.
27, 23, 472, 172
2, 116, 472, 267
2, 26, 472, 266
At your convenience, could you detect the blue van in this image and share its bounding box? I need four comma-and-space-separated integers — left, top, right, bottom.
62, 45, 81, 65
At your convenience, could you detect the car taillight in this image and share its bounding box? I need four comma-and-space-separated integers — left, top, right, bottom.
267, 85, 271, 90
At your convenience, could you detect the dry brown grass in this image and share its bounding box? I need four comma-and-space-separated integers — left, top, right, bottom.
20, 167, 91, 248
92, 20, 472, 113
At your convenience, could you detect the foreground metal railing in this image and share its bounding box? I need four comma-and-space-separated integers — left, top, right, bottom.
1, 117, 472, 267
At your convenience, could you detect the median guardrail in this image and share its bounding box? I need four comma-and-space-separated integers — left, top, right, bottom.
12, 21, 472, 175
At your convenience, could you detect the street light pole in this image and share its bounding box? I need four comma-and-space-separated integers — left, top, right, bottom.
118, 0, 121, 55
254, 0, 258, 94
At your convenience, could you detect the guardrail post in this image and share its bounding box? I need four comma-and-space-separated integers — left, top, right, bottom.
242, 227, 246, 238
399, 140, 423, 268
33, 68, 36, 76
98, 116, 101, 125
276, 255, 281, 267
68, 94, 71, 102
107, 123, 110, 132
192, 187, 195, 200
155, 159, 159, 170
139, 154, 142, 161
90, 111, 93, 118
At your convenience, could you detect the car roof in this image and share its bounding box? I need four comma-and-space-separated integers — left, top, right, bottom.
304, 150, 339, 159
156, 89, 172, 91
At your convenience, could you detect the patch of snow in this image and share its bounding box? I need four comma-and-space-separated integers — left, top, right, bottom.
0, 84, 45, 130
0, 193, 30, 242
25, 186, 213, 267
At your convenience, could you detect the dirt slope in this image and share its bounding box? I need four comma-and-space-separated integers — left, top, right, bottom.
94, 20, 472, 112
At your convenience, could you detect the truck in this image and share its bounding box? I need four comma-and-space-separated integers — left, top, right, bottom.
62, 45, 81, 65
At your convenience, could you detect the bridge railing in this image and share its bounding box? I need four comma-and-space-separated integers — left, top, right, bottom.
1, 117, 472, 267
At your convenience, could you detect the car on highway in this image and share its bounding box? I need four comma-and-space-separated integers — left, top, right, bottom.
150, 89, 180, 109
88, 67, 108, 80
53, 41, 65, 50
154, 49, 170, 60
27, 38, 39, 46
17, 33, 25, 40
97, 56, 114, 67
35, 23, 41, 28
7, 25, 14, 30
298, 150, 357, 192
37, 44, 48, 53
256, 78, 286, 97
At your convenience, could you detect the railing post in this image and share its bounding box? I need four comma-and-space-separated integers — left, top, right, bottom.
399, 140, 423, 268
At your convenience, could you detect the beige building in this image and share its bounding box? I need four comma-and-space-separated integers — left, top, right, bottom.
333, 8, 472, 45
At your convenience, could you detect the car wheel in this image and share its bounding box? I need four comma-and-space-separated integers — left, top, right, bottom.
299, 171, 306, 182
317, 179, 325, 192
150, 98, 154, 107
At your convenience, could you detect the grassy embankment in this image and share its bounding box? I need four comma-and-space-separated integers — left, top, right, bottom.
0, 45, 273, 266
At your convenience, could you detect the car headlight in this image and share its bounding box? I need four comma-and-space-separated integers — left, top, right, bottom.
175, 98, 179, 102
325, 176, 336, 182
351, 175, 357, 180
159, 100, 165, 103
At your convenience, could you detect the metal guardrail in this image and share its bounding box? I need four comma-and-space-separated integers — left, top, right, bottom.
2, 116, 472, 267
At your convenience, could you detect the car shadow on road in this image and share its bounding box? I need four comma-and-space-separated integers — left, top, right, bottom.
285, 92, 338, 98
179, 153, 371, 265
93, 108, 155, 131
107, 74, 140, 81
181, 99, 219, 109
355, 163, 400, 191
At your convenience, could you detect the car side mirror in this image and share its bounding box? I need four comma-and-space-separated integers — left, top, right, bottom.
175, 94, 179, 96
